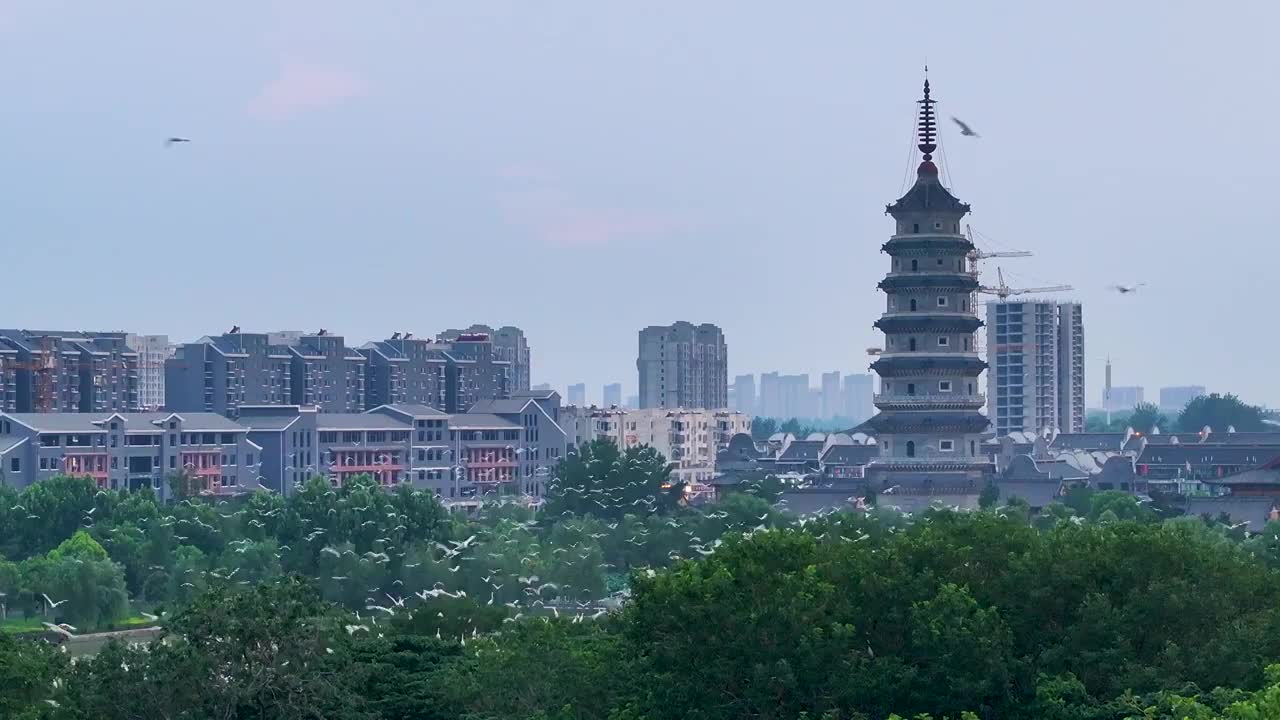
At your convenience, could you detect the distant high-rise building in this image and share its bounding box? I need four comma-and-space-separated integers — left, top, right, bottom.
624, 394, 639, 409
126, 334, 173, 411
731, 374, 756, 416
820, 371, 842, 419
567, 383, 586, 407
1160, 385, 1206, 414
985, 301, 1086, 435
758, 372, 782, 418
532, 383, 552, 393
602, 383, 622, 407
1106, 386, 1145, 411
779, 374, 810, 419
636, 322, 728, 409
842, 374, 874, 424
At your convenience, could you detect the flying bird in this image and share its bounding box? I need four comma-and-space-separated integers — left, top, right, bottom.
164, 137, 191, 147
951, 117, 980, 137
1110, 283, 1145, 294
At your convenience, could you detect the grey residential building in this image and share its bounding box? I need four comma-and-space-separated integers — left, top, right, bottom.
0, 411, 259, 496
986, 301, 1085, 435
1160, 385, 1206, 414
126, 334, 172, 411
731, 374, 756, 417
0, 330, 140, 413
637, 322, 728, 410
166, 332, 294, 417
603, 383, 622, 408
437, 325, 530, 393
285, 332, 367, 412
567, 383, 586, 407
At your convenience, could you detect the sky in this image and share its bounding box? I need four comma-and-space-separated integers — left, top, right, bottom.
1, 1, 1277, 407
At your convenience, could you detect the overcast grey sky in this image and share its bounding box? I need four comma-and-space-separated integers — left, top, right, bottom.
2, 1, 1276, 407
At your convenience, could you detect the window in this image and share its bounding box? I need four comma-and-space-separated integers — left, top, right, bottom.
970, 440, 976, 455
169, 421, 177, 429
964, 338, 971, 350
912, 223, 919, 233
937, 296, 948, 307
39, 457, 48, 470
111, 457, 118, 469
9, 458, 18, 472
169, 456, 176, 469
906, 383, 916, 395
934, 221, 943, 230
202, 433, 216, 445
906, 441, 916, 458
909, 298, 917, 311
40, 434, 60, 447
939, 381, 952, 392
909, 338, 917, 351
169, 434, 177, 445
221, 433, 235, 444
938, 337, 949, 347
940, 440, 955, 452
911, 259, 918, 271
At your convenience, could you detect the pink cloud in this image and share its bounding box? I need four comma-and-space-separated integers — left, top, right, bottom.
248, 61, 365, 119
498, 187, 681, 248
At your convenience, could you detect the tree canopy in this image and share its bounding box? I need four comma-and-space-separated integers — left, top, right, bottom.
1176, 393, 1268, 433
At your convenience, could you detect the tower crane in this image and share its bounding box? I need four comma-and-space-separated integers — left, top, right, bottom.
979, 267, 1072, 300
966, 225, 1031, 273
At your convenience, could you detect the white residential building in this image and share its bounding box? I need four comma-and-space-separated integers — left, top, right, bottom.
560, 406, 749, 485
126, 334, 173, 411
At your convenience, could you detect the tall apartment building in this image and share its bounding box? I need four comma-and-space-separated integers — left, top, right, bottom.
985, 301, 1085, 435
166, 332, 294, 417
637, 322, 728, 410
286, 333, 367, 412
820, 372, 842, 419
567, 383, 586, 407
602, 383, 622, 408
437, 325, 530, 393
125, 335, 172, 410
731, 374, 756, 416
0, 330, 140, 413
1160, 385, 1206, 414
842, 374, 874, 424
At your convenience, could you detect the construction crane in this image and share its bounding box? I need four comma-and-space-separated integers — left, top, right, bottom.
979, 267, 1072, 300
966, 225, 1031, 273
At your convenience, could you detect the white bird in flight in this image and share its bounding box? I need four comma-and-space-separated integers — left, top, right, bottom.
951, 117, 980, 137
165, 137, 191, 147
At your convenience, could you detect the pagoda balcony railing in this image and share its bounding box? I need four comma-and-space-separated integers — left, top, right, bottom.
871, 351, 983, 361
878, 311, 978, 320
874, 393, 985, 408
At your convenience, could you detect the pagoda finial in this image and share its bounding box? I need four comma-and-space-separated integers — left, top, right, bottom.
917, 70, 937, 162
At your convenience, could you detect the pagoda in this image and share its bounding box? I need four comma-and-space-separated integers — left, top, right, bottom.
861, 76, 994, 503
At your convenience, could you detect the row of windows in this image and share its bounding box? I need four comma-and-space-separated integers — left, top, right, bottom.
887, 336, 974, 351
28, 451, 253, 473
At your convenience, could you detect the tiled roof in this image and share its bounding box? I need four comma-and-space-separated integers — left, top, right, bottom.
821, 444, 879, 466
370, 404, 447, 418
1, 412, 242, 433
468, 398, 533, 415
449, 413, 518, 430
315, 414, 410, 431
778, 440, 824, 463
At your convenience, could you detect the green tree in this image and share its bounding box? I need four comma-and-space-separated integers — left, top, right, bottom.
546, 439, 682, 521
0, 631, 66, 719
1176, 393, 1267, 433
750, 416, 778, 441
1128, 402, 1167, 434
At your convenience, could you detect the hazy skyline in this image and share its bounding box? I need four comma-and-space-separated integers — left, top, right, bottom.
3, 2, 1276, 406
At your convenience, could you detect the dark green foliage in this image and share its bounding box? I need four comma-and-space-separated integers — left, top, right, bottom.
545, 439, 683, 521
1176, 393, 1267, 433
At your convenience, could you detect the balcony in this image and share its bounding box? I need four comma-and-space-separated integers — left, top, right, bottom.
874, 393, 986, 409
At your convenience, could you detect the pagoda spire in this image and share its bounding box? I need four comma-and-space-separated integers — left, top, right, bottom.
916, 70, 939, 175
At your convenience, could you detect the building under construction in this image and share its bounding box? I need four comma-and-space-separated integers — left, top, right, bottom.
0, 330, 140, 413
985, 302, 1085, 435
